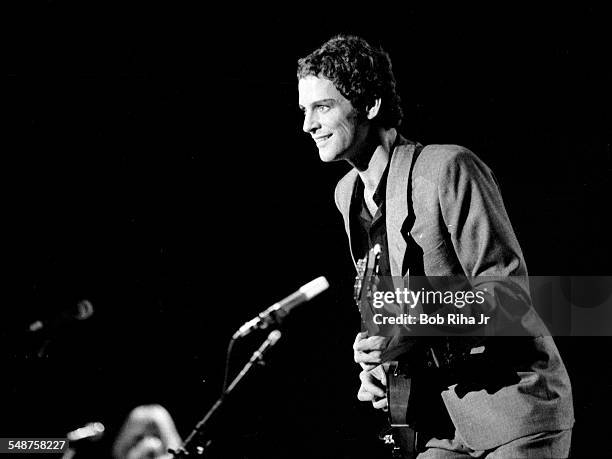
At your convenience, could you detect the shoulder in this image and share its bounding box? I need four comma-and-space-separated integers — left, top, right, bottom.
415, 144, 492, 181
418, 144, 483, 167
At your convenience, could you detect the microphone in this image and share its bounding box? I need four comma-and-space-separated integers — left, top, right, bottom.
67, 421, 105, 442
232, 276, 329, 339
29, 299, 94, 333
62, 422, 105, 459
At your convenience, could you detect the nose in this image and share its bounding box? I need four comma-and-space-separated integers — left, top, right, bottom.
302, 109, 320, 134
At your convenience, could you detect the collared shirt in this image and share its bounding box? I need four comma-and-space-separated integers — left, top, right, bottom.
350, 159, 392, 277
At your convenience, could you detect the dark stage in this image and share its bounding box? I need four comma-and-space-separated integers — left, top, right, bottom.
4, 4, 611, 458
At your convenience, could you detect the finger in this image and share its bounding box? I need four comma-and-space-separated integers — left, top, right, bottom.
353, 335, 388, 352
372, 397, 389, 411
359, 371, 386, 398
359, 362, 378, 371
357, 384, 375, 402
354, 349, 382, 365
352, 331, 369, 349
370, 365, 387, 384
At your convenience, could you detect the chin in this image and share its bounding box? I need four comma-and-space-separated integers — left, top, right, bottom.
317, 147, 341, 163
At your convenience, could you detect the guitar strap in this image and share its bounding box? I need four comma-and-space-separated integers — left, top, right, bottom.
385, 138, 423, 281
386, 140, 437, 333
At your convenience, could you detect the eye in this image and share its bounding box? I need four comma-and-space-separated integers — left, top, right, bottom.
316, 105, 330, 113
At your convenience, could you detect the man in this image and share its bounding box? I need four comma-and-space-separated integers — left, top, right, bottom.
297, 35, 574, 457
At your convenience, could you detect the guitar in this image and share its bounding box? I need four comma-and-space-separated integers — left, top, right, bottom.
354, 245, 488, 458
353, 244, 417, 459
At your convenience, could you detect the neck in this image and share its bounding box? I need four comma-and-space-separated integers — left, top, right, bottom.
351, 127, 397, 193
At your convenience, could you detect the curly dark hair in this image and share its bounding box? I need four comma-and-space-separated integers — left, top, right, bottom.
297, 35, 403, 129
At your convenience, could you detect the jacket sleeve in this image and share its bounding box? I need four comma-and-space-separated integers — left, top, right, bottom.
436, 149, 534, 334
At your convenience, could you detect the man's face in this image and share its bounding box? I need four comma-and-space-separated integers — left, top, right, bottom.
298, 76, 369, 162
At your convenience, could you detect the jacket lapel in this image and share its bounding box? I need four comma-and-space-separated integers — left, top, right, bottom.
334, 168, 359, 268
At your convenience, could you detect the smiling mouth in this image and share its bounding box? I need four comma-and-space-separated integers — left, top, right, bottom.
314, 134, 332, 144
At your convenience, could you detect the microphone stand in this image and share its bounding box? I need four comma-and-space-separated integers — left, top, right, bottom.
170, 330, 282, 457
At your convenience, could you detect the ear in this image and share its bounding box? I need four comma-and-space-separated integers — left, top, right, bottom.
366, 98, 382, 120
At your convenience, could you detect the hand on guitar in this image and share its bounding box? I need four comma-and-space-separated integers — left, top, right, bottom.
354, 332, 391, 411
353, 332, 390, 371
358, 366, 388, 410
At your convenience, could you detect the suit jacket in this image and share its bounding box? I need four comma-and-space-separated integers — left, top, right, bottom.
334, 136, 574, 450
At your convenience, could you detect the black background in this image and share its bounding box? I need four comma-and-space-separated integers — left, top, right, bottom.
3, 3, 611, 458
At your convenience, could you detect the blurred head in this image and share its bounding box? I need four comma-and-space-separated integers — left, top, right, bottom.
297, 35, 403, 161
113, 405, 181, 459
